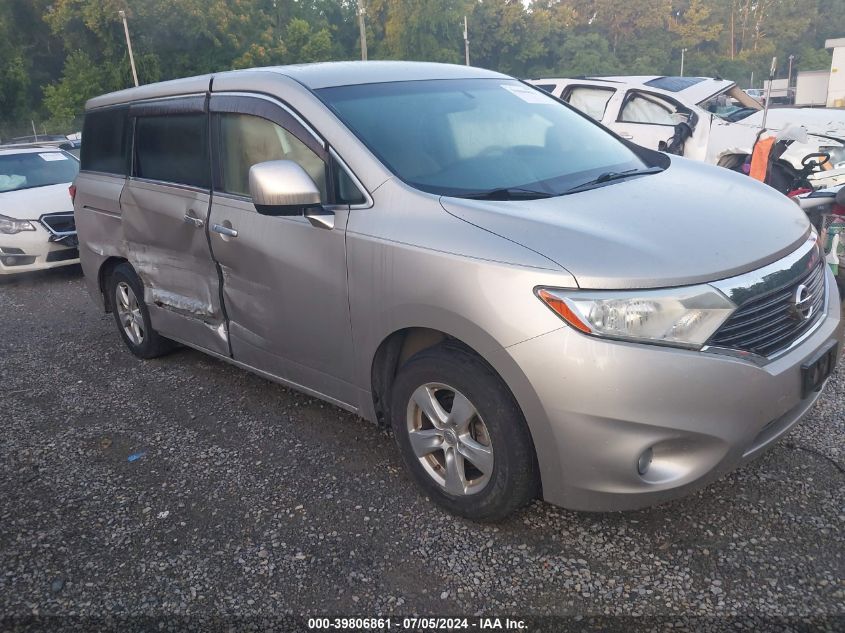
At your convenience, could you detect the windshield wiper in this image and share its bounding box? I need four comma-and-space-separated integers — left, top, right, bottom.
461, 186, 555, 201
564, 166, 664, 194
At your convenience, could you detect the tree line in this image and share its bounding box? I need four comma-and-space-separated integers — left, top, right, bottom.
1, 0, 842, 137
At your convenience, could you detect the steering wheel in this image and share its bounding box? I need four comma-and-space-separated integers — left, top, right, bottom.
801, 152, 831, 171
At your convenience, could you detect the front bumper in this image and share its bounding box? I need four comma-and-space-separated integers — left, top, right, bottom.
500, 267, 843, 512
0, 221, 79, 275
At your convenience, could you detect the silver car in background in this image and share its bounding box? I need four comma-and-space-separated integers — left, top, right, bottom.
74, 62, 842, 520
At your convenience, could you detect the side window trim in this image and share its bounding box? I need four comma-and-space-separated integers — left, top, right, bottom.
209, 94, 327, 160
128, 94, 206, 117
209, 93, 371, 208
210, 109, 333, 202
617, 90, 681, 126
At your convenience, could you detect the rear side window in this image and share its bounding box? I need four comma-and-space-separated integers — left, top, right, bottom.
565, 87, 615, 121
81, 107, 130, 174
135, 114, 209, 188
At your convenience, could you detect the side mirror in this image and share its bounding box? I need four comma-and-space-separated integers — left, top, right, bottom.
249, 160, 322, 216
836, 186, 845, 207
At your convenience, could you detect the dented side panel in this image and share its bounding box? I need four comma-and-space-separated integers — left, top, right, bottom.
120, 179, 229, 355
208, 194, 357, 406
74, 171, 128, 308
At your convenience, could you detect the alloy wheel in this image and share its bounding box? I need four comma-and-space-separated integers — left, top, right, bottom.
115, 281, 144, 345
406, 382, 494, 495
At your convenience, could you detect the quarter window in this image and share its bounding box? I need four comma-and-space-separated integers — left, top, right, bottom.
81, 107, 130, 174
216, 113, 327, 199
134, 114, 209, 188
333, 158, 366, 205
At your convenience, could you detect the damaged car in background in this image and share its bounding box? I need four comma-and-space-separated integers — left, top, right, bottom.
0, 146, 80, 275
530, 75, 845, 190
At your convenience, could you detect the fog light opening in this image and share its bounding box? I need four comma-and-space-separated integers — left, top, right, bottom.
637, 447, 654, 476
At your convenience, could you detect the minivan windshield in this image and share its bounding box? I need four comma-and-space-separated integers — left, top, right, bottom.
318, 79, 649, 198
0, 151, 79, 193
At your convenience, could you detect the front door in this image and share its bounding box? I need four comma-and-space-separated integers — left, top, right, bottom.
206, 97, 358, 407
608, 90, 709, 162
121, 105, 228, 355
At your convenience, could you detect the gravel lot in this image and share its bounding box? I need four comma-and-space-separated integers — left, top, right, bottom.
1, 266, 843, 631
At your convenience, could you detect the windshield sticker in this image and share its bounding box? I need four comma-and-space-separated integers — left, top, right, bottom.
502, 84, 553, 104
39, 153, 68, 161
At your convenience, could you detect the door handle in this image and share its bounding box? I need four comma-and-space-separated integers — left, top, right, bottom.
183, 213, 204, 228
212, 223, 238, 238
619, 132, 634, 139
305, 209, 335, 230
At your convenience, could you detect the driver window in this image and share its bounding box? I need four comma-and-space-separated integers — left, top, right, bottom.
217, 113, 327, 199
619, 93, 676, 125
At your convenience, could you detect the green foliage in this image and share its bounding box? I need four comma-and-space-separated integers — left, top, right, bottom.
2, 0, 842, 135
43, 50, 125, 130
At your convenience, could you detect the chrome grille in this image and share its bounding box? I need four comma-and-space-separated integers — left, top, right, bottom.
708, 260, 826, 358
40, 212, 76, 236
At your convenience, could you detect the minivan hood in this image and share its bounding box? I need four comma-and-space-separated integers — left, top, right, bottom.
0, 183, 74, 220
440, 158, 810, 289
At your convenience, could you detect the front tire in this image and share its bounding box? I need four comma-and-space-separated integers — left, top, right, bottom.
108, 263, 175, 359
390, 344, 539, 521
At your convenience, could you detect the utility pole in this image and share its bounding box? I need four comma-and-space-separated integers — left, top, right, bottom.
787, 54, 795, 103
761, 56, 776, 130
118, 10, 139, 87
463, 16, 470, 66
356, 0, 368, 61
680, 48, 687, 77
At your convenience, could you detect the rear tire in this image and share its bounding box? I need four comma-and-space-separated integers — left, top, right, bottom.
390, 344, 540, 521
108, 263, 175, 359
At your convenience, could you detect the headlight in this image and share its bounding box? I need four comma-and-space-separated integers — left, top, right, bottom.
537, 285, 736, 349
0, 214, 36, 235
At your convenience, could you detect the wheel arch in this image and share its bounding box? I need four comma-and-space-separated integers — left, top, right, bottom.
369, 325, 553, 499
97, 256, 129, 313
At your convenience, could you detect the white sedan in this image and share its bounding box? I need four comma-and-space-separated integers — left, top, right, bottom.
530, 75, 845, 189
0, 146, 80, 275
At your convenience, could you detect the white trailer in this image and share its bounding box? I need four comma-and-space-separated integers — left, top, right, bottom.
826, 38, 845, 108
763, 77, 790, 102
795, 70, 830, 106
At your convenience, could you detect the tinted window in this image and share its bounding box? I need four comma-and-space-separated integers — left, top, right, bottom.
318, 79, 644, 197
216, 113, 326, 198
333, 158, 366, 205
643, 77, 705, 92
135, 114, 209, 188
0, 151, 79, 192
534, 84, 556, 93
81, 107, 129, 174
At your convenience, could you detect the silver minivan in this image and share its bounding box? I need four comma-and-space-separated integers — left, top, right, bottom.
75, 62, 843, 520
